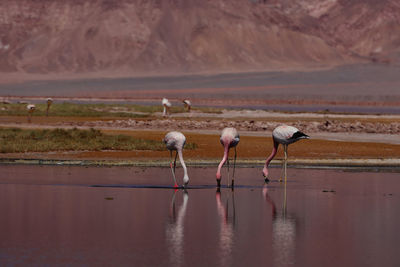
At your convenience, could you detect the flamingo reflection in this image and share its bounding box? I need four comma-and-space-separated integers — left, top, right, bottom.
166, 190, 189, 267
263, 183, 297, 266
216, 188, 235, 266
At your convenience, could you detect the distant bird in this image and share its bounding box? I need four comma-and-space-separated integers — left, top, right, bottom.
162, 98, 172, 117
26, 104, 36, 123
182, 99, 191, 112
163, 131, 189, 188
46, 98, 53, 116
262, 125, 309, 183
216, 127, 240, 187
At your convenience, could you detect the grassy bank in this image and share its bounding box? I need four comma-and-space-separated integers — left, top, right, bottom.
0, 127, 196, 153
0, 102, 222, 118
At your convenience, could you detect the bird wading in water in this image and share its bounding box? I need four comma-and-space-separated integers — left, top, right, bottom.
263, 125, 309, 183
164, 131, 189, 188
216, 127, 240, 188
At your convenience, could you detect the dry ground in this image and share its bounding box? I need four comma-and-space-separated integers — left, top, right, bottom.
1, 109, 400, 162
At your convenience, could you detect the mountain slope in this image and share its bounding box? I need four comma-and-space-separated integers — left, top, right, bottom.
0, 0, 398, 76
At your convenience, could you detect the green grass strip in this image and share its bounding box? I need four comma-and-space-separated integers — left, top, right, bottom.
0, 127, 196, 153
0, 102, 222, 117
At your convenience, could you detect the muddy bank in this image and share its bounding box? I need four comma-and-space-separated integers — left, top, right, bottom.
58, 117, 400, 135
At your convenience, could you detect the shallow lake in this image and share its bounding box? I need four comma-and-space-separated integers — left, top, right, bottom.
0, 165, 399, 266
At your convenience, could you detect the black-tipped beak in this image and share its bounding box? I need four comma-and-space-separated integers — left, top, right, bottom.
264, 177, 270, 184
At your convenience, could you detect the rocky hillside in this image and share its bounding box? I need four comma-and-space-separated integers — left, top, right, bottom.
0, 0, 399, 76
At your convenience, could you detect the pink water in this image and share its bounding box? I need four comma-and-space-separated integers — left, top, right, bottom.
0, 165, 399, 266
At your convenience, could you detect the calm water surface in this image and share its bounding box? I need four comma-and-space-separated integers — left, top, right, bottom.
0, 165, 399, 266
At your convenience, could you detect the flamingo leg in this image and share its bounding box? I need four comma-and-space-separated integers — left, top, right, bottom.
284, 145, 288, 186
173, 151, 178, 174
279, 157, 284, 183
169, 150, 178, 188
227, 156, 230, 187
231, 146, 237, 187
174, 151, 179, 187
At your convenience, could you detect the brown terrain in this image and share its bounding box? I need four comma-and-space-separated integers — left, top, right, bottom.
0, 0, 399, 163
1, 111, 400, 162
0, 0, 399, 78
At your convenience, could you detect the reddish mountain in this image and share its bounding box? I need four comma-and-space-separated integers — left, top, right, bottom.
0, 0, 399, 76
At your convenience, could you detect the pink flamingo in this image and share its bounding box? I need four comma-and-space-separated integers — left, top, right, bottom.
163, 131, 189, 188
216, 127, 240, 188
263, 125, 309, 183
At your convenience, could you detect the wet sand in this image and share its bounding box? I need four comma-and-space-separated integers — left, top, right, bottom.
0, 165, 399, 266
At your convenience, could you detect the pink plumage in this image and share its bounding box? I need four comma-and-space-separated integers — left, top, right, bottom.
216, 127, 240, 187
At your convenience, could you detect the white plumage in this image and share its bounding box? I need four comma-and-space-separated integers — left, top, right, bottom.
263, 125, 309, 182
26, 104, 36, 123
272, 125, 303, 145
182, 99, 191, 112
26, 104, 35, 111
162, 98, 172, 117
164, 131, 189, 187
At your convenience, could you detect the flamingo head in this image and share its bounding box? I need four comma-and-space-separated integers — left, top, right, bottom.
216, 176, 221, 188
262, 167, 270, 183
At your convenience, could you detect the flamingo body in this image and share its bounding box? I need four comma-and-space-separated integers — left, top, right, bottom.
26, 104, 36, 123
46, 98, 53, 116
164, 131, 189, 187
216, 127, 240, 187
182, 99, 191, 112
263, 125, 309, 180
27, 104, 36, 111
272, 125, 308, 145
162, 98, 172, 117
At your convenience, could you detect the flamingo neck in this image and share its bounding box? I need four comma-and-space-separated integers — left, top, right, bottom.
263, 140, 279, 177
177, 149, 189, 185
163, 106, 166, 116
216, 143, 229, 179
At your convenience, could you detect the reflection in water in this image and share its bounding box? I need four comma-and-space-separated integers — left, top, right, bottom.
166, 190, 189, 267
263, 184, 297, 267
216, 188, 235, 267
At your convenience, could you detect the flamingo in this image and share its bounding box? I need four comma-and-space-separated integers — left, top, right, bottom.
216, 127, 240, 188
262, 125, 309, 183
46, 98, 53, 116
163, 131, 189, 188
182, 99, 191, 112
26, 104, 36, 123
162, 98, 172, 117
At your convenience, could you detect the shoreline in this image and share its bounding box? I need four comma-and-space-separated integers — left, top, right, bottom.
1, 157, 400, 169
